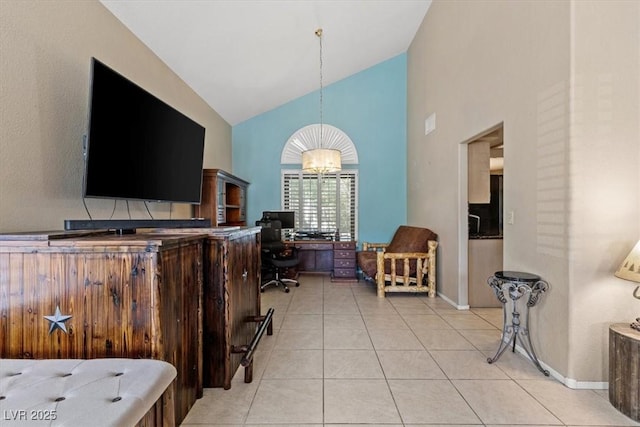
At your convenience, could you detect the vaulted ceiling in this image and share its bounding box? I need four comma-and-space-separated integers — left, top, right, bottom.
101, 0, 432, 125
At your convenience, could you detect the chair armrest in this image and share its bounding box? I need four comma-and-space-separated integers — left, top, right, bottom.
375, 240, 438, 298
361, 242, 389, 252
377, 251, 430, 275
377, 239, 437, 264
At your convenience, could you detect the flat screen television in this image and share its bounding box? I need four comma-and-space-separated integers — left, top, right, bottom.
83, 58, 206, 204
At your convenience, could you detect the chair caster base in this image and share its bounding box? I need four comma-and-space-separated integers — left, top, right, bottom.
281, 278, 299, 288
260, 279, 291, 293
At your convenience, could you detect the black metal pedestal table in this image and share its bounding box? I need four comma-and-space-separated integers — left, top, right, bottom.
487, 270, 550, 376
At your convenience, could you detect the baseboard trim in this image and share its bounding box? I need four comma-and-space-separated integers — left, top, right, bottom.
436, 293, 609, 389
437, 292, 470, 310
510, 343, 608, 390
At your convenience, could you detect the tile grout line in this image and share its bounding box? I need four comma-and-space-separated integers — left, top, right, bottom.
356, 282, 407, 426
218, 276, 624, 427
322, 275, 326, 425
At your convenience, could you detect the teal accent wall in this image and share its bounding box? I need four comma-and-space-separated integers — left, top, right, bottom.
232, 54, 407, 245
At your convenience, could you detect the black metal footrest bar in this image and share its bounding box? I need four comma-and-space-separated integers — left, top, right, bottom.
231, 307, 275, 384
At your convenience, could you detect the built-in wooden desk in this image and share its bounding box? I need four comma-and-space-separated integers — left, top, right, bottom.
289, 240, 357, 281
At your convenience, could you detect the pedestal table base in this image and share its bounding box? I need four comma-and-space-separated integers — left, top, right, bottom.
487, 270, 549, 376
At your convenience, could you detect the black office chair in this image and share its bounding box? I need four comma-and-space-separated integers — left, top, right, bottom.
256, 217, 300, 293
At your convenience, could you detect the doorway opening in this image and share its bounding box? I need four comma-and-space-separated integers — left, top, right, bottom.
466, 124, 504, 308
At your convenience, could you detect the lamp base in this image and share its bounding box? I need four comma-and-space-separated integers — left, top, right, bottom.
631, 318, 640, 332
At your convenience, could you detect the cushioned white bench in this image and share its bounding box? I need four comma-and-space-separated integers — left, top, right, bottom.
0, 359, 176, 426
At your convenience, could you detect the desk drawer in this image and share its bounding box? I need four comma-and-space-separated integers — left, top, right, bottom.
296, 243, 334, 251
334, 250, 355, 259
334, 241, 356, 250
333, 268, 356, 278
334, 258, 356, 269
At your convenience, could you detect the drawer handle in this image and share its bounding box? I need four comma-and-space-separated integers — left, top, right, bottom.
242, 270, 248, 281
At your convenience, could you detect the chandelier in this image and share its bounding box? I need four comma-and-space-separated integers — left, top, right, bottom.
301, 28, 342, 174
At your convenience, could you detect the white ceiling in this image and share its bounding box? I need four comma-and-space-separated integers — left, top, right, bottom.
100, 0, 432, 125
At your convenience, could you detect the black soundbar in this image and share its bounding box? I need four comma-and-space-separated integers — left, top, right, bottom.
64, 218, 211, 232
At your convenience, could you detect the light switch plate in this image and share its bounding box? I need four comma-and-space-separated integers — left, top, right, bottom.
425, 113, 436, 135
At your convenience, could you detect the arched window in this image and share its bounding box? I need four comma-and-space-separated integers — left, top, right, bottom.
280, 124, 359, 240
281, 124, 359, 165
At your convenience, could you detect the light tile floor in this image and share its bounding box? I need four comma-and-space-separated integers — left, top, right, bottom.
181, 275, 639, 427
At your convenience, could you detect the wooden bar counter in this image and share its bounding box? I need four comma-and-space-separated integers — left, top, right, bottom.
0, 230, 205, 425
158, 226, 263, 389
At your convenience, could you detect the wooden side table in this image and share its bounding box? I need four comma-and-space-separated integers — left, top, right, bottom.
609, 323, 640, 421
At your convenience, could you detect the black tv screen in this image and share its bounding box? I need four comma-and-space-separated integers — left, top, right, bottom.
83, 58, 206, 204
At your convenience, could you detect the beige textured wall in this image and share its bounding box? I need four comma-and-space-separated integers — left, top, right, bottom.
567, 0, 640, 381
0, 0, 231, 233
408, 0, 639, 383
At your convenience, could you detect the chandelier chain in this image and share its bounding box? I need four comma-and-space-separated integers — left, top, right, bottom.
317, 28, 323, 147
301, 28, 341, 174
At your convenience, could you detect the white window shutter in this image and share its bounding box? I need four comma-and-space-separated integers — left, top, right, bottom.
281, 170, 358, 240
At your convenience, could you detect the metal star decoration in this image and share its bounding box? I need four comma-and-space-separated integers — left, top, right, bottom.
44, 305, 72, 334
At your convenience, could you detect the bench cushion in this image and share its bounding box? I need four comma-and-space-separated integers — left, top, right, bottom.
0, 358, 176, 426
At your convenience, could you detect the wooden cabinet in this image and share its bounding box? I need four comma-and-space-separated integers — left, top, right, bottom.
332, 241, 357, 281
0, 231, 204, 426
153, 226, 264, 390
294, 241, 334, 272
468, 140, 491, 203
195, 169, 249, 226
200, 227, 262, 389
